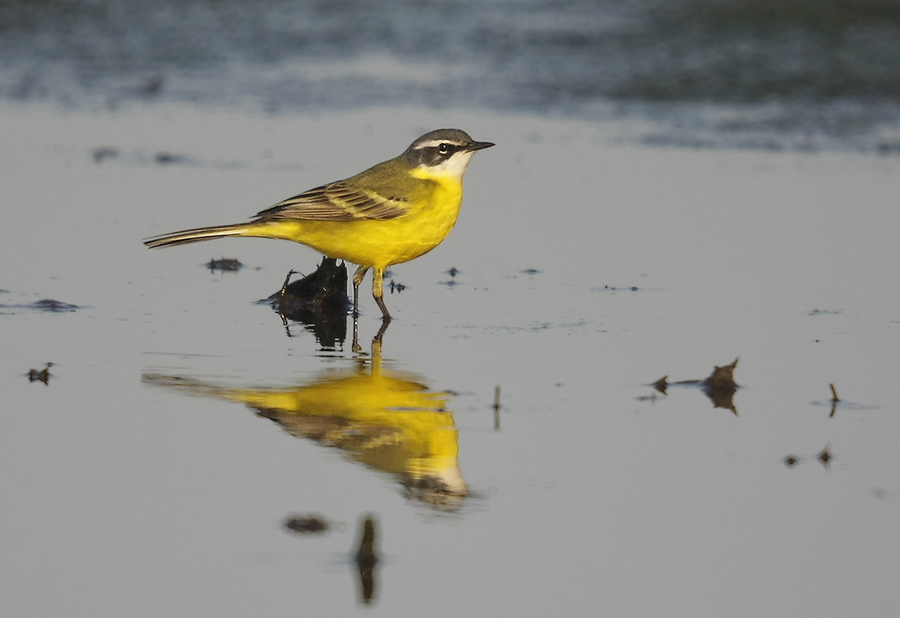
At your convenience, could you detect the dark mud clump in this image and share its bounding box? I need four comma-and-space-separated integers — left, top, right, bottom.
263, 257, 350, 348
283, 513, 330, 534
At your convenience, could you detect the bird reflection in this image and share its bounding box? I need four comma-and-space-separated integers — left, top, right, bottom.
142, 339, 467, 509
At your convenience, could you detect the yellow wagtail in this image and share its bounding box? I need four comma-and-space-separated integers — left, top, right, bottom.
145, 129, 493, 320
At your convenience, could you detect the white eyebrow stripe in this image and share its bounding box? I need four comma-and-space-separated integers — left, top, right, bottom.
413, 139, 465, 149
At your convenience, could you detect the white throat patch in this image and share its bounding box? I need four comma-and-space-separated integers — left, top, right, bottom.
420, 150, 475, 178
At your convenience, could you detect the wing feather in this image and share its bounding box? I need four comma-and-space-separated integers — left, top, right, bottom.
254, 180, 410, 222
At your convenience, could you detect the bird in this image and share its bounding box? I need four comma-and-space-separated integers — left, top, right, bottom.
145, 129, 494, 321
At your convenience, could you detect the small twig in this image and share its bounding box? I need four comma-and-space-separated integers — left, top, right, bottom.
277, 270, 296, 328
828, 383, 840, 418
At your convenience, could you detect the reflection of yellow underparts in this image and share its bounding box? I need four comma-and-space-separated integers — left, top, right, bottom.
143, 347, 466, 509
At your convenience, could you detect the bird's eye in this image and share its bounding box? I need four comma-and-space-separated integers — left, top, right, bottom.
438, 143, 451, 154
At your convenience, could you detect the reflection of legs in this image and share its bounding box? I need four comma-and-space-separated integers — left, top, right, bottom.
353, 315, 389, 355
373, 319, 389, 346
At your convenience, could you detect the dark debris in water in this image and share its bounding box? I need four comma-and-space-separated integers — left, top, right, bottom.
783, 444, 833, 469
648, 358, 740, 414
154, 152, 192, 165
207, 257, 243, 272
92, 146, 119, 163
90, 147, 200, 167
0, 297, 82, 314
647, 364, 851, 470
440, 266, 461, 286
29, 299, 80, 313
808, 308, 842, 316
813, 382, 877, 417
27, 362, 54, 385
819, 444, 832, 467
283, 513, 330, 534
593, 285, 641, 292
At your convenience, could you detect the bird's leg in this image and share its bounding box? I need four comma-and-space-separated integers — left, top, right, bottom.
352, 265, 369, 318
351, 265, 370, 353
372, 267, 391, 322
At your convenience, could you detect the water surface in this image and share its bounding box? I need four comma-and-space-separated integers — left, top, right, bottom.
2, 103, 898, 617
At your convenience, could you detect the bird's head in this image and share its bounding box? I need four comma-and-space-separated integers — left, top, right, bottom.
402, 129, 494, 179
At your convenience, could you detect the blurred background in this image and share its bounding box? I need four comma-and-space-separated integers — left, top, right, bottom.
3, 0, 900, 153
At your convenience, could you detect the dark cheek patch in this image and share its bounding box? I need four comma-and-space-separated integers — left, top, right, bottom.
417, 147, 442, 167
410, 144, 461, 167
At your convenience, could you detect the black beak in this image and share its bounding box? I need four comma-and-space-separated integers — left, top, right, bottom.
467, 140, 495, 151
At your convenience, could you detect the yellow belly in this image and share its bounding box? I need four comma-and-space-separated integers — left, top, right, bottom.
255, 178, 463, 269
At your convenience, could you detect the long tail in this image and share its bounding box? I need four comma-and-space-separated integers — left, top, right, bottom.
144, 223, 258, 248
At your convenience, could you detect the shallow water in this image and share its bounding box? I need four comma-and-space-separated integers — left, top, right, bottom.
2, 102, 899, 617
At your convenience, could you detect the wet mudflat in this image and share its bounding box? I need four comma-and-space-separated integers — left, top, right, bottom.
2, 102, 898, 617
